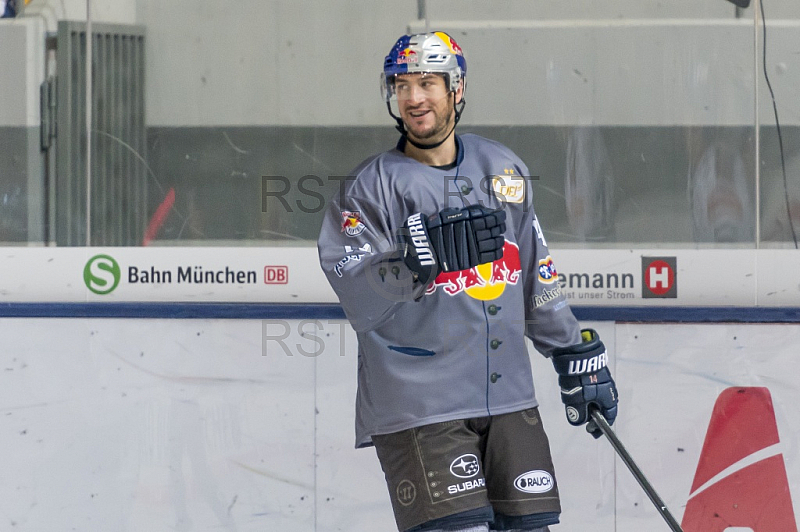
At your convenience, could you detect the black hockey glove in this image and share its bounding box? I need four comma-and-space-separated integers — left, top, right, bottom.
401, 205, 506, 283
551, 329, 618, 439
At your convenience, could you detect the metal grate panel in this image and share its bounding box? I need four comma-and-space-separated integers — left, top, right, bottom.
55, 21, 146, 246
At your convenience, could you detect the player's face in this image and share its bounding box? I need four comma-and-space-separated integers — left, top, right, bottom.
395, 73, 457, 143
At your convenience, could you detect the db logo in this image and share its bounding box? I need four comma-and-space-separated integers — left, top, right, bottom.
264, 266, 288, 284
682, 387, 797, 531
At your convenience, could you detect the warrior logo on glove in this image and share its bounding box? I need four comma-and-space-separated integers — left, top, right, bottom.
567, 350, 608, 375
405, 213, 435, 267
401, 205, 506, 284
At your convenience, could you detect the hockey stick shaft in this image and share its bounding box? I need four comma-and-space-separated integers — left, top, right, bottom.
589, 409, 685, 532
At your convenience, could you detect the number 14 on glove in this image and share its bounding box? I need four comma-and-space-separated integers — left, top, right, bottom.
551, 329, 618, 439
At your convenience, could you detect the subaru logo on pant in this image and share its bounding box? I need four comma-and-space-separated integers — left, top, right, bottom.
514, 470, 554, 493
449, 454, 480, 479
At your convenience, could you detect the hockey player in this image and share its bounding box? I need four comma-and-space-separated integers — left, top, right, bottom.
317, 32, 618, 532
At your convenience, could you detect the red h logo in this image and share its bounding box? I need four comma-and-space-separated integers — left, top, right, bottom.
682, 387, 797, 531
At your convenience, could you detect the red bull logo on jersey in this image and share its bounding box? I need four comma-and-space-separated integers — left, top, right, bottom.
538, 256, 558, 284
426, 241, 521, 301
341, 211, 366, 237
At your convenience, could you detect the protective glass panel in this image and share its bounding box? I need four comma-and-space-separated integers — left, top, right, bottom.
0, 0, 59, 244
757, 4, 800, 247
7, 2, 800, 248
423, 2, 760, 246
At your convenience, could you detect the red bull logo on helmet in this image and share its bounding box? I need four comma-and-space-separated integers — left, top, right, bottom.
426, 241, 521, 301
397, 48, 418, 64
435, 31, 463, 56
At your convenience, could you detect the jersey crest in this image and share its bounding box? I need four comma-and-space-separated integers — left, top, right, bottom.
341, 211, 366, 237
492, 171, 525, 203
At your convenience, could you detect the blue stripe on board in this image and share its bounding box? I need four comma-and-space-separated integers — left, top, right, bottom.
0, 302, 346, 320
573, 306, 800, 323
1, 303, 800, 322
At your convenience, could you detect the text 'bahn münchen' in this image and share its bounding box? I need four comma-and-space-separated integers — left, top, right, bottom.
128, 266, 258, 284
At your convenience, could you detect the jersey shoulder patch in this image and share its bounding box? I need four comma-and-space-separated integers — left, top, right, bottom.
492, 173, 525, 203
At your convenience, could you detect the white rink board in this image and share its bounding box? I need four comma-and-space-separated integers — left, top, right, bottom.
2, 246, 800, 306
611, 323, 800, 531
1, 318, 798, 531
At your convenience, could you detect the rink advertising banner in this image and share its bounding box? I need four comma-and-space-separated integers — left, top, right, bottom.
0, 247, 798, 305
0, 247, 338, 303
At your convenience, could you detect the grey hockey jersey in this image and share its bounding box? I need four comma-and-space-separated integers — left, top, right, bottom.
317, 134, 581, 448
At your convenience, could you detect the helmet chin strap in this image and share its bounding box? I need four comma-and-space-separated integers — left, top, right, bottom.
389, 93, 465, 151
401, 122, 456, 150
